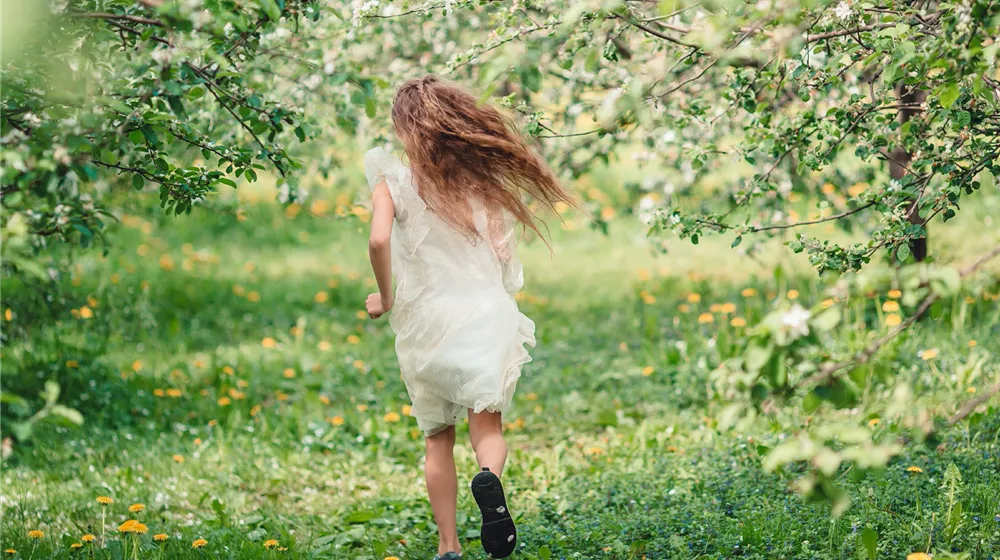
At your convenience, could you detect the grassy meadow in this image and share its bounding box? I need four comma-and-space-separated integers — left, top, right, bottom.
1, 171, 999, 559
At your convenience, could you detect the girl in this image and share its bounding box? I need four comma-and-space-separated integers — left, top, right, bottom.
363, 75, 573, 559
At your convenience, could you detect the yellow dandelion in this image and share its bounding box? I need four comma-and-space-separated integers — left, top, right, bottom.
906, 554, 932, 560
314, 292, 328, 303
79, 306, 94, 319
153, 389, 165, 397
154, 534, 168, 542
356, 404, 368, 412
882, 300, 900, 312
232, 284, 246, 296
384, 412, 401, 422
261, 337, 277, 348
353, 359, 365, 371
117, 520, 136, 533
82, 534, 95, 542
347, 334, 361, 345
966, 387, 976, 394
641, 366, 654, 376
730, 317, 747, 328
194, 437, 202, 445
618, 342, 628, 352
319, 395, 331, 405
110, 273, 121, 284
885, 314, 902, 327
636, 268, 651, 281
787, 290, 799, 300
283, 368, 295, 379
131, 360, 142, 372
192, 538, 208, 549
384, 557, 400, 560
290, 326, 304, 337
330, 416, 345, 426
222, 366, 234, 375
263, 539, 279, 549
172, 454, 185, 463
355, 310, 368, 320
741, 288, 757, 297
639, 290, 656, 304
97, 496, 113, 505
28, 530, 43, 539
247, 291, 260, 302
686, 293, 701, 303
128, 503, 145, 514
968, 340, 977, 347
402, 404, 412, 415
821, 183, 836, 195
166, 388, 182, 398
888, 289, 902, 299
906, 465, 923, 473
250, 405, 262, 416
4, 309, 12, 321
820, 298, 835, 309
666, 445, 679, 452
720, 302, 737, 314
918, 348, 939, 360
318, 341, 332, 352
217, 396, 231, 406
600, 207, 615, 220
71, 543, 83, 549
868, 418, 880, 427
709, 303, 723, 313
585, 447, 603, 455
697, 313, 714, 324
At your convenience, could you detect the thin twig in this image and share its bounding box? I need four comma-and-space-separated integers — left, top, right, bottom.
69, 12, 164, 26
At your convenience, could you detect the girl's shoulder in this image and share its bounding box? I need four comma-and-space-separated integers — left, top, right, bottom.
363, 147, 408, 189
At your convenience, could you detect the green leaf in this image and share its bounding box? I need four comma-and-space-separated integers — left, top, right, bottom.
49, 405, 84, 426
810, 306, 841, 332
364, 96, 376, 118
140, 125, 160, 146
745, 341, 773, 373
256, 0, 282, 21
939, 83, 960, 109
861, 527, 877, 560
345, 510, 377, 524
538, 545, 552, 560
42, 381, 60, 405
132, 174, 144, 190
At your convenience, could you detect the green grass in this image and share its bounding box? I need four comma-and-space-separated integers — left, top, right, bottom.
1, 191, 999, 559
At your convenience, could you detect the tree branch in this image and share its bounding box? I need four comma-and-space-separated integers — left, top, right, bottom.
69, 12, 165, 27
614, 14, 700, 50
797, 243, 1000, 389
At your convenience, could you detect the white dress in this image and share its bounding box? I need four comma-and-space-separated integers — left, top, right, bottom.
364, 147, 536, 436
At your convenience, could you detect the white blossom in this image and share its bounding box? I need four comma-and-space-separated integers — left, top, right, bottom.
781, 304, 812, 338
887, 179, 902, 193
833, 1, 852, 21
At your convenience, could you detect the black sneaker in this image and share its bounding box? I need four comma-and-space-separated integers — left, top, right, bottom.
433, 553, 462, 560
470, 467, 516, 558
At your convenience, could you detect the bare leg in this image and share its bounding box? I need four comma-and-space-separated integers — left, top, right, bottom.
425, 426, 461, 555
468, 409, 508, 478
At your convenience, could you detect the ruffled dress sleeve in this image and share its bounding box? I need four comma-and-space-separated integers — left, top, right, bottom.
364, 147, 406, 219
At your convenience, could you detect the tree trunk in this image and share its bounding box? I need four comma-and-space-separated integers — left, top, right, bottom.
890, 86, 928, 263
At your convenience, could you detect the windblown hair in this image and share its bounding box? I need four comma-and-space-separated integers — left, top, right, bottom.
391, 75, 573, 242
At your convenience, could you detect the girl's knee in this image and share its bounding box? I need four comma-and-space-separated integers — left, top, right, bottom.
425, 425, 456, 448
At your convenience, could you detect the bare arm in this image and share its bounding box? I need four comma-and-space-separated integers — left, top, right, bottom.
366, 180, 395, 318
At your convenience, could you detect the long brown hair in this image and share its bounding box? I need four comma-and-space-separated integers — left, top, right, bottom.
391, 75, 573, 242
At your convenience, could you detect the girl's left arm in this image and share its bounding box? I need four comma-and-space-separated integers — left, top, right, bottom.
366, 180, 395, 319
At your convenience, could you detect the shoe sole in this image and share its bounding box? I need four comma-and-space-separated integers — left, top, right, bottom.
471, 470, 516, 558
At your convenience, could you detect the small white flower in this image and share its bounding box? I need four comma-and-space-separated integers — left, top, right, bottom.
663, 182, 675, 195
669, 213, 681, 225
23, 113, 41, 127
887, 179, 902, 193
661, 130, 677, 143
833, 1, 852, 21
781, 304, 812, 338
324, 62, 335, 75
